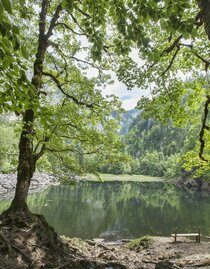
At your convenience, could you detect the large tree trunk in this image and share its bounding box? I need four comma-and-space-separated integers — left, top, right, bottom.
5, 0, 61, 214
9, 109, 35, 212
196, 0, 210, 40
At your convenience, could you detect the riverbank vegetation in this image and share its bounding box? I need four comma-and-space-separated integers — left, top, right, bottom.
85, 173, 163, 182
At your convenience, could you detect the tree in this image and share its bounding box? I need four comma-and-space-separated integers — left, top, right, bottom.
1, 0, 209, 214
111, 1, 210, 172
1, 0, 127, 213
2, 0, 162, 214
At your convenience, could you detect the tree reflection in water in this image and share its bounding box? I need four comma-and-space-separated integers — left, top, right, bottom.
1, 181, 210, 240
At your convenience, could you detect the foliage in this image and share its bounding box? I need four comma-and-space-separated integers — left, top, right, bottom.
0, 117, 19, 173
112, 0, 210, 171
97, 110, 199, 178
128, 236, 153, 251
1, 0, 210, 184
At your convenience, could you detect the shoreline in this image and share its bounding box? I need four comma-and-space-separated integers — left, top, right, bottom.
1, 172, 210, 201
0, 172, 58, 200
61, 235, 210, 268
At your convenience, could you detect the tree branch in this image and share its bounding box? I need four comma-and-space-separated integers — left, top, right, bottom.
48, 40, 102, 76
39, 0, 50, 39
69, 12, 88, 36
199, 95, 210, 162
161, 45, 180, 76
45, 4, 62, 40
193, 51, 210, 72
70, 55, 102, 75
161, 35, 182, 55
75, 7, 91, 18
34, 137, 50, 161
55, 22, 86, 36
179, 43, 210, 71
42, 71, 94, 108
46, 147, 82, 156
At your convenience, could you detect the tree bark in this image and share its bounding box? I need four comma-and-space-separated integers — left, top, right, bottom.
196, 0, 210, 40
9, 109, 35, 212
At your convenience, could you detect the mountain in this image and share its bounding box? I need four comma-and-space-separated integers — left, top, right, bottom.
120, 109, 140, 135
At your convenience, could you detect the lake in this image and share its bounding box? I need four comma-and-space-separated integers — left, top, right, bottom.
1, 181, 210, 240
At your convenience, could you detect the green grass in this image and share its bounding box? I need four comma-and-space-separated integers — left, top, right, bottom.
128, 236, 153, 250
83, 173, 165, 182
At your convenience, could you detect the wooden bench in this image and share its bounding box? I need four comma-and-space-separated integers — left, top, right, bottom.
171, 230, 201, 243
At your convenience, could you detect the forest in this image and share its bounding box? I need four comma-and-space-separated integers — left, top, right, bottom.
1, 0, 210, 268
0, 108, 200, 178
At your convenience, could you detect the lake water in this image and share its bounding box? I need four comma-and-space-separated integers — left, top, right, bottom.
1, 181, 210, 240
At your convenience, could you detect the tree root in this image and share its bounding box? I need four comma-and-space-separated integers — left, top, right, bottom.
0, 211, 111, 268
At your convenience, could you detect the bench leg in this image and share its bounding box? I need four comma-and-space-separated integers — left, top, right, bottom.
196, 236, 201, 243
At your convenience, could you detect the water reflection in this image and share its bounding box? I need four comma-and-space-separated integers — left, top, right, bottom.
1, 181, 210, 240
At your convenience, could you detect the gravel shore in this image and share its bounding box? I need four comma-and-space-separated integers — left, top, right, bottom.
0, 173, 58, 200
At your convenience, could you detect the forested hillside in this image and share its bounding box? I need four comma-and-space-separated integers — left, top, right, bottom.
98, 109, 200, 178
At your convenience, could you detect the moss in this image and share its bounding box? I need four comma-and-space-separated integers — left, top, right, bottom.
128, 236, 153, 252
59, 175, 77, 185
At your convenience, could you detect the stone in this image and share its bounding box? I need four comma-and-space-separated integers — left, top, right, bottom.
0, 173, 58, 200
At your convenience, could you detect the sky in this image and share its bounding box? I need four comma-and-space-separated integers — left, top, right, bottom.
102, 79, 145, 111
84, 51, 146, 111
85, 66, 145, 110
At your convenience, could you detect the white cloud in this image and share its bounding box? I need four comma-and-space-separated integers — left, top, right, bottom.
101, 76, 146, 110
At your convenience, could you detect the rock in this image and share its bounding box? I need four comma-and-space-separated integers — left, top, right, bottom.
156, 260, 180, 269
0, 173, 58, 200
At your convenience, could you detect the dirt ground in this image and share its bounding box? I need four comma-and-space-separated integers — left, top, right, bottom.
69, 236, 210, 269
1, 211, 210, 269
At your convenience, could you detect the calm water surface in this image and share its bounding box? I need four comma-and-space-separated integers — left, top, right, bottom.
1, 181, 210, 240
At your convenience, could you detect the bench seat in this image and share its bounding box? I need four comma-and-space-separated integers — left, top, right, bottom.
171, 231, 201, 243
171, 233, 199, 237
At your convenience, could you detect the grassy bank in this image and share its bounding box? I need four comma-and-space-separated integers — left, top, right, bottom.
84, 173, 165, 182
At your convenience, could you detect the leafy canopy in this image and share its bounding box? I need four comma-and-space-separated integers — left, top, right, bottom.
1, 0, 210, 175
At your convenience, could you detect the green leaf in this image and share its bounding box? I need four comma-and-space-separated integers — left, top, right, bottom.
2, 58, 10, 69
0, 2, 3, 17
1, 0, 12, 14
21, 46, 29, 59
